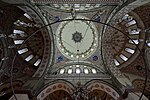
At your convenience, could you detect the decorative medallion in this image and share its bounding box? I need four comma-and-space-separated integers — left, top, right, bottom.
72, 31, 83, 43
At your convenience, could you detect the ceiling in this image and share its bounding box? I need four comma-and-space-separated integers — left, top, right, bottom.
0, 0, 150, 99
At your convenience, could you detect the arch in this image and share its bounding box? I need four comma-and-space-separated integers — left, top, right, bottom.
36, 80, 75, 100
85, 80, 120, 100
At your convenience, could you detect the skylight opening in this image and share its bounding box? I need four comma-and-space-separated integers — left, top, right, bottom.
129, 39, 139, 44
76, 68, 81, 74
125, 48, 135, 54
34, 59, 41, 66
91, 68, 97, 74
120, 54, 128, 61
24, 13, 32, 20
84, 69, 89, 74
114, 59, 120, 66
18, 48, 28, 54
25, 54, 34, 62
68, 69, 73, 74
60, 69, 65, 74
14, 40, 24, 44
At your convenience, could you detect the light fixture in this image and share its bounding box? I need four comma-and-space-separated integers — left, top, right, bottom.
71, 82, 97, 100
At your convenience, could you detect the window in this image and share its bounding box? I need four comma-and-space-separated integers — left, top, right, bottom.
84, 66, 87, 68
76, 68, 81, 74
24, 13, 32, 20
84, 69, 89, 74
68, 69, 73, 74
74, 4, 80, 11
91, 68, 97, 74
82, 55, 84, 57
91, 48, 94, 51
71, 55, 73, 57
34, 59, 41, 66
147, 42, 150, 47
14, 40, 24, 44
13, 29, 24, 34
63, 4, 69, 8
60, 69, 65, 74
25, 55, 34, 62
146, 40, 150, 47
53, 4, 59, 8
69, 66, 72, 68
129, 39, 139, 44
18, 48, 28, 54
114, 59, 120, 66
85, 4, 91, 8
126, 20, 136, 26
65, 52, 69, 55
76, 55, 79, 58
125, 48, 135, 54
128, 29, 140, 35
120, 54, 128, 61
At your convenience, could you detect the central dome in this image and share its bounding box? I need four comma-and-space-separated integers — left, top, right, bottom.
56, 16, 98, 60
